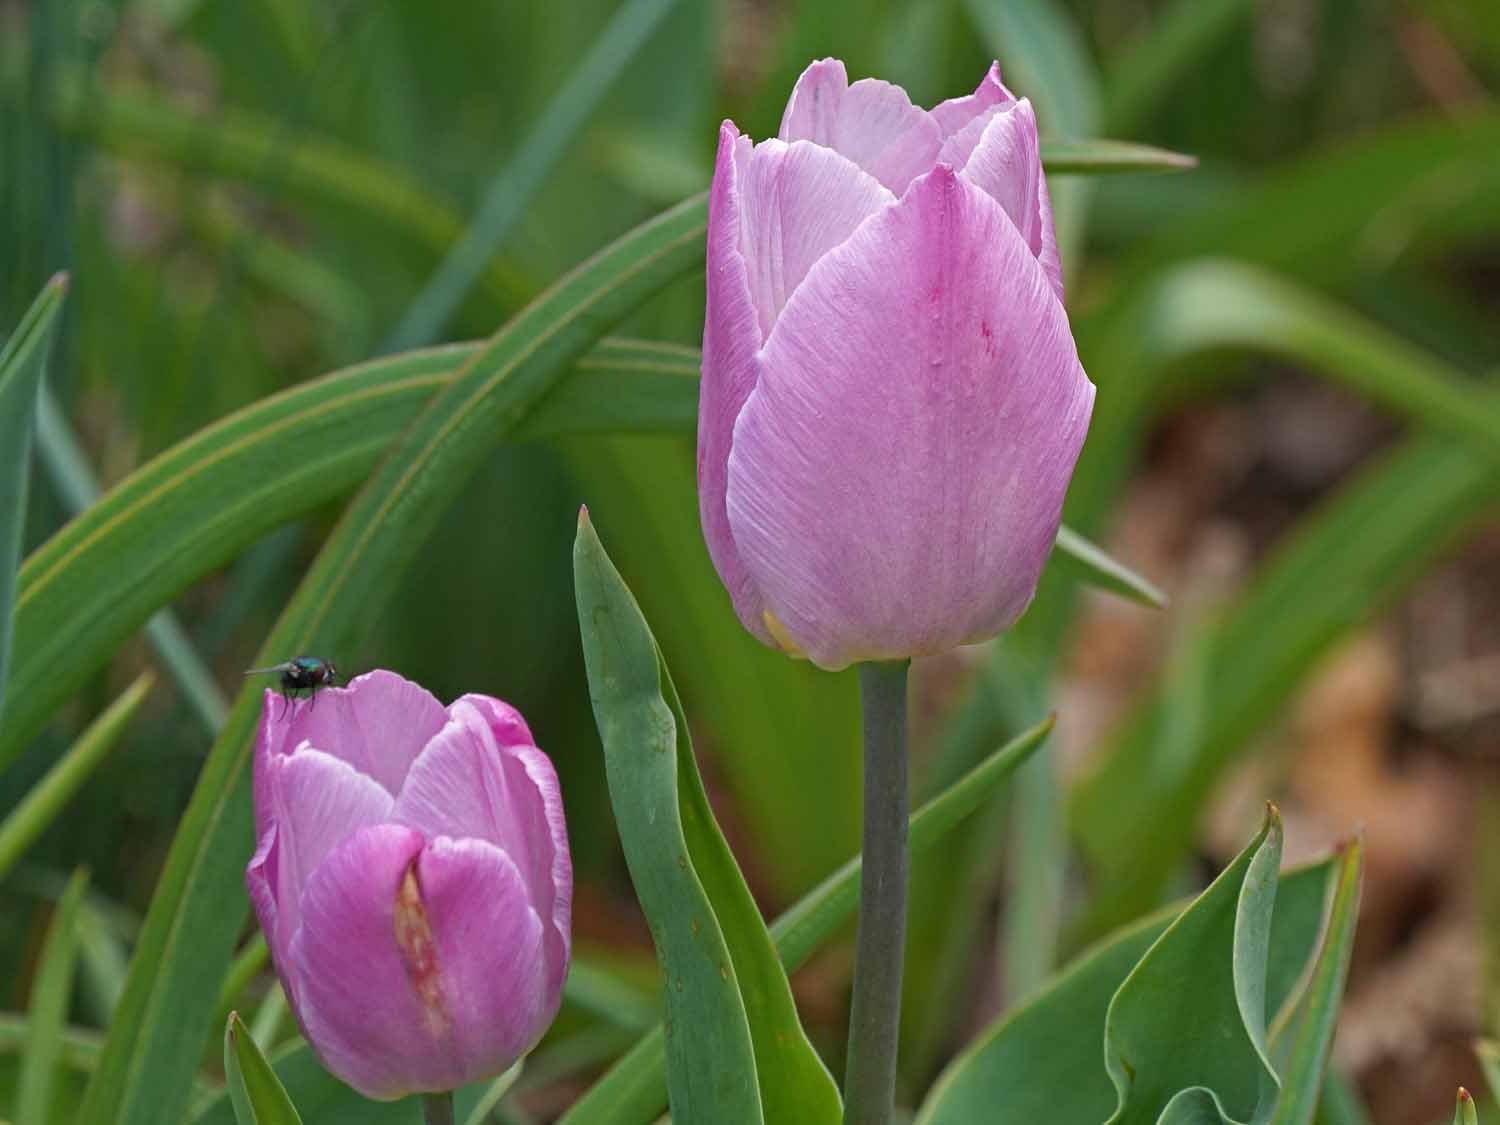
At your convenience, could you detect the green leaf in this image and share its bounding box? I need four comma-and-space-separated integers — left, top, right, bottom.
1040, 139, 1198, 175
562, 718, 1054, 1125
1477, 1040, 1500, 1107
17, 868, 90, 1125
0, 673, 152, 879
1455, 1089, 1479, 1125
1268, 840, 1363, 1125
916, 856, 1335, 1125
1155, 1088, 1239, 1124
0, 274, 67, 724
1053, 525, 1166, 608
1102, 809, 1282, 1123
75, 194, 709, 1125
460, 1061, 524, 1125
572, 510, 765, 1124
0, 336, 696, 770
223, 1012, 303, 1125
1102, 0, 1253, 135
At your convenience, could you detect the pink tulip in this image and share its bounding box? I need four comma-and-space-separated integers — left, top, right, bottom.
698, 59, 1096, 670
245, 670, 571, 1100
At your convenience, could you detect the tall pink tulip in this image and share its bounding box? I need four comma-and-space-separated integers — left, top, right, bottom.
698, 59, 1095, 671
245, 670, 571, 1101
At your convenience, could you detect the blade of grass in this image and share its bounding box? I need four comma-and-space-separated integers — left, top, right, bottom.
35, 389, 228, 732
74, 194, 708, 1125
384, 0, 681, 350
0, 274, 67, 722
18, 868, 90, 1125
225, 1011, 304, 1125
1040, 138, 1197, 174
0, 673, 152, 879
1053, 525, 1166, 608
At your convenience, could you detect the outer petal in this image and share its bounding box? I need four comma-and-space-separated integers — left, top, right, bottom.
261, 746, 394, 942
778, 58, 942, 194
254, 670, 448, 829
394, 696, 572, 996
699, 121, 772, 643
929, 61, 1016, 137
289, 826, 547, 1100
724, 165, 1095, 669
735, 138, 894, 340
246, 824, 287, 986
1036, 171, 1065, 301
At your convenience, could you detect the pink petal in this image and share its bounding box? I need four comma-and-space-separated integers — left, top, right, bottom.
255, 670, 448, 815
724, 165, 1095, 669
246, 824, 288, 990
778, 58, 942, 194
1036, 171, 1065, 301
289, 826, 546, 1099
262, 746, 394, 942
929, 61, 1016, 137
393, 697, 572, 995
699, 121, 772, 644
736, 138, 894, 340
952, 101, 1055, 297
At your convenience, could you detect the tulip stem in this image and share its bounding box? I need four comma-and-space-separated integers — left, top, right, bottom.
843, 659, 911, 1125
421, 1092, 455, 1125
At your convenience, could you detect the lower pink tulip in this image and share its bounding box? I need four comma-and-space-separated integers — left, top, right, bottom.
245, 669, 572, 1100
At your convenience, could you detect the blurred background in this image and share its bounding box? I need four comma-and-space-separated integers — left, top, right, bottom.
2, 0, 1498, 1121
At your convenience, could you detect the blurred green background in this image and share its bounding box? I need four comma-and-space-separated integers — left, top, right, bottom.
2, 0, 1498, 1121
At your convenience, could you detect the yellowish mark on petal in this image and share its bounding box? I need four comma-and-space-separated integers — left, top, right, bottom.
394, 864, 450, 1038
761, 610, 807, 659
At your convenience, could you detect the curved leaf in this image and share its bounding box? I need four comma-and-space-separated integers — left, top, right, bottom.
572, 511, 765, 1124
17, 868, 90, 1125
916, 852, 1334, 1125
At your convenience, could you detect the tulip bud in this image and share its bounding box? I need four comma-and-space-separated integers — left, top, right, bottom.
698, 59, 1096, 670
245, 670, 572, 1100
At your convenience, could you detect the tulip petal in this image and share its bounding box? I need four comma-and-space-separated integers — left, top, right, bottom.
699, 121, 772, 643
255, 670, 448, 824
290, 825, 545, 1099
779, 58, 942, 194
1037, 171, 1065, 300
395, 697, 572, 994
725, 165, 1095, 669
950, 100, 1065, 300
929, 61, 1016, 137
262, 746, 394, 941
737, 138, 894, 340
246, 824, 286, 977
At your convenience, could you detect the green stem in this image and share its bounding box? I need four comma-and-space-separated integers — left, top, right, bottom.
843, 660, 911, 1125
422, 1091, 455, 1125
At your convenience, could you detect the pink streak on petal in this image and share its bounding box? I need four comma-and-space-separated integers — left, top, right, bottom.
724, 165, 1095, 669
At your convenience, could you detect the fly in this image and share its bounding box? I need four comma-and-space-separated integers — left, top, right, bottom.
246, 657, 340, 718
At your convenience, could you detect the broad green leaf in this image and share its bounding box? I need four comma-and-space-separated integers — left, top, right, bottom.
224, 1012, 303, 1125
75, 194, 708, 1125
1455, 1090, 1479, 1125
1102, 810, 1282, 1123
0, 274, 67, 723
916, 857, 1334, 1125
17, 868, 89, 1125
0, 673, 152, 879
0, 336, 696, 769
1156, 1088, 1239, 1124
572, 511, 764, 1124
1269, 840, 1363, 1125
1040, 139, 1197, 175
563, 718, 1054, 1125
385, 0, 682, 349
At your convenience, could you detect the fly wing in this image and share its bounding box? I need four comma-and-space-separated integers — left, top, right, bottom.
245, 663, 295, 676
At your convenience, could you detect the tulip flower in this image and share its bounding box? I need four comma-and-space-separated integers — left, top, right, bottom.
698, 58, 1095, 672
245, 669, 571, 1103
